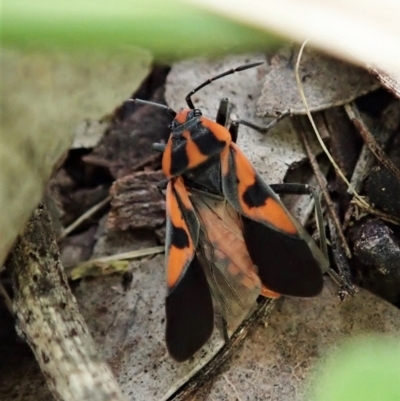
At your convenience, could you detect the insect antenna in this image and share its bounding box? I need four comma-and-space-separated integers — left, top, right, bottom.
127, 98, 176, 117
185, 61, 265, 109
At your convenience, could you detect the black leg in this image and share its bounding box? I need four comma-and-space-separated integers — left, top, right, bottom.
227, 110, 290, 143
228, 121, 239, 143
235, 110, 291, 134
216, 97, 230, 127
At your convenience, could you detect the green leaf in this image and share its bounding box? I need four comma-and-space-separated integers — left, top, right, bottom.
2, 0, 279, 60
311, 335, 400, 401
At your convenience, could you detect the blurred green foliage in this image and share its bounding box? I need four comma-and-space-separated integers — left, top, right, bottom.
311, 335, 400, 401
2, 0, 279, 60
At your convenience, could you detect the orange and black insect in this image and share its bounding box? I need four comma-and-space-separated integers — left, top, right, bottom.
133, 62, 329, 362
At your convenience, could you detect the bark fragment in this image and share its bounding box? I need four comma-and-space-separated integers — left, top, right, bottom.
6, 203, 127, 401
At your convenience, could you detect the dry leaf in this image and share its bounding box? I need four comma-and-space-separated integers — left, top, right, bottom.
257, 47, 379, 116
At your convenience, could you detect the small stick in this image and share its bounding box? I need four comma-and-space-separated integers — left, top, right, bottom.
60, 195, 111, 238
347, 144, 375, 195
66, 246, 165, 271
327, 217, 356, 298
295, 117, 352, 258
345, 103, 400, 184
344, 124, 394, 228
351, 197, 400, 225
0, 280, 13, 317
130, 152, 162, 172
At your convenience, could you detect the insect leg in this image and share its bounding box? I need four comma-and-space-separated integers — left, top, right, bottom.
228, 121, 239, 143
270, 183, 327, 259
216, 97, 231, 127
270, 183, 328, 252
234, 110, 291, 134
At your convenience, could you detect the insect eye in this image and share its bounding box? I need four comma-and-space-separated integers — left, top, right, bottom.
193, 109, 202, 117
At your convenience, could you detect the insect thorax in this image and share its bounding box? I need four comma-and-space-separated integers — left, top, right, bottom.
183, 154, 223, 196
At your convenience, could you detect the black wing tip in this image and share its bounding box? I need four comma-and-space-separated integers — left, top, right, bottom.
258, 260, 324, 298
166, 322, 214, 362
165, 254, 214, 362
242, 217, 325, 298
281, 273, 324, 297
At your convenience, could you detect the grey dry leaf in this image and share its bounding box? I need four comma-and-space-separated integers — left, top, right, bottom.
166, 54, 322, 185
204, 279, 400, 401
257, 46, 380, 117
368, 65, 400, 98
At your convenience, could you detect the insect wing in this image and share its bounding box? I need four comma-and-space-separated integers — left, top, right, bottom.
220, 143, 325, 297
190, 191, 269, 334
164, 178, 214, 362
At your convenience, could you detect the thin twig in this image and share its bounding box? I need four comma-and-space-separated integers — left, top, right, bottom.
344, 102, 400, 184
344, 123, 396, 227
60, 195, 112, 238
347, 118, 393, 195
295, 117, 352, 258
351, 197, 400, 225
348, 144, 375, 194
130, 152, 162, 172
67, 246, 165, 269
0, 281, 14, 317
327, 217, 356, 299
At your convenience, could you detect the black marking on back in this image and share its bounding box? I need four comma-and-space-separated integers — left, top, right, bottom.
192, 125, 226, 157
171, 226, 190, 249
242, 176, 270, 208
170, 144, 189, 176
242, 216, 323, 297
183, 154, 223, 195
166, 255, 214, 362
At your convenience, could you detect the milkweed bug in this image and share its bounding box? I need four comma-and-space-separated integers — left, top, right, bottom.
132, 62, 330, 362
